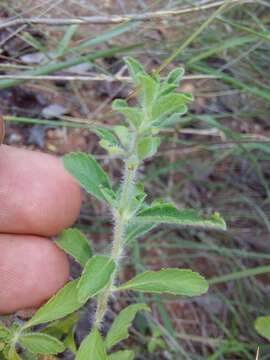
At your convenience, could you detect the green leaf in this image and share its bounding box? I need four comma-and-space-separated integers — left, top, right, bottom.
99, 186, 117, 208
135, 203, 226, 230
99, 140, 125, 156
77, 256, 116, 303
42, 314, 78, 354
25, 279, 83, 328
64, 329, 77, 354
108, 350, 135, 360
148, 337, 166, 353
56, 228, 92, 267
158, 83, 177, 97
159, 110, 188, 127
112, 99, 143, 128
181, 92, 194, 102
63, 152, 111, 203
106, 304, 150, 349
138, 73, 159, 115
116, 269, 209, 296
129, 187, 147, 217
94, 126, 124, 155
5, 347, 22, 360
125, 223, 156, 245
41, 314, 77, 334
0, 324, 11, 341
94, 126, 120, 146
153, 93, 192, 120
113, 125, 131, 148
137, 136, 161, 160
19, 333, 65, 354
152, 108, 188, 128
76, 327, 108, 360
124, 56, 145, 84
165, 68, 185, 85
255, 316, 270, 341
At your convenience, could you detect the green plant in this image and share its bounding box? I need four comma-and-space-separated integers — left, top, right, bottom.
255, 316, 270, 342
0, 58, 226, 359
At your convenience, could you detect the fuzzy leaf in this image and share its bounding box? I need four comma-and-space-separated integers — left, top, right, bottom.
77, 256, 115, 303
129, 189, 147, 217
63, 152, 111, 202
158, 83, 177, 97
5, 347, 22, 360
99, 186, 117, 208
153, 93, 192, 120
138, 73, 159, 115
25, 280, 83, 328
0, 324, 11, 341
19, 333, 65, 354
108, 350, 135, 360
159, 110, 188, 127
99, 139, 125, 156
64, 329, 77, 354
116, 269, 209, 296
113, 125, 130, 148
94, 127, 123, 155
135, 203, 226, 230
124, 56, 145, 83
152, 107, 188, 128
125, 223, 156, 244
41, 314, 78, 354
94, 126, 120, 146
56, 228, 92, 267
165, 68, 185, 85
112, 99, 143, 128
137, 136, 161, 160
41, 313, 78, 336
106, 304, 150, 349
76, 327, 108, 360
255, 316, 270, 341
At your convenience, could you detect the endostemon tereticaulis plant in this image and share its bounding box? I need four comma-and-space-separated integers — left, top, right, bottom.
0, 58, 226, 360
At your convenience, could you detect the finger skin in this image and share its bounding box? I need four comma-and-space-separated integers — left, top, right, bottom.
0, 145, 82, 236
0, 234, 69, 314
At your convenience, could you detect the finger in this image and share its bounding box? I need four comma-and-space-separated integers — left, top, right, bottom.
0, 145, 82, 236
0, 234, 69, 314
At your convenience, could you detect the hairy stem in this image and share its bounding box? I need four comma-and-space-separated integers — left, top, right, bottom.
94, 134, 139, 328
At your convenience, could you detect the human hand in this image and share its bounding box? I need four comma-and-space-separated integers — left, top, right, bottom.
0, 120, 82, 314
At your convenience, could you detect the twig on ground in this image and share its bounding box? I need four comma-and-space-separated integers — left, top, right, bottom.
0, 0, 255, 29
0, 74, 218, 81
